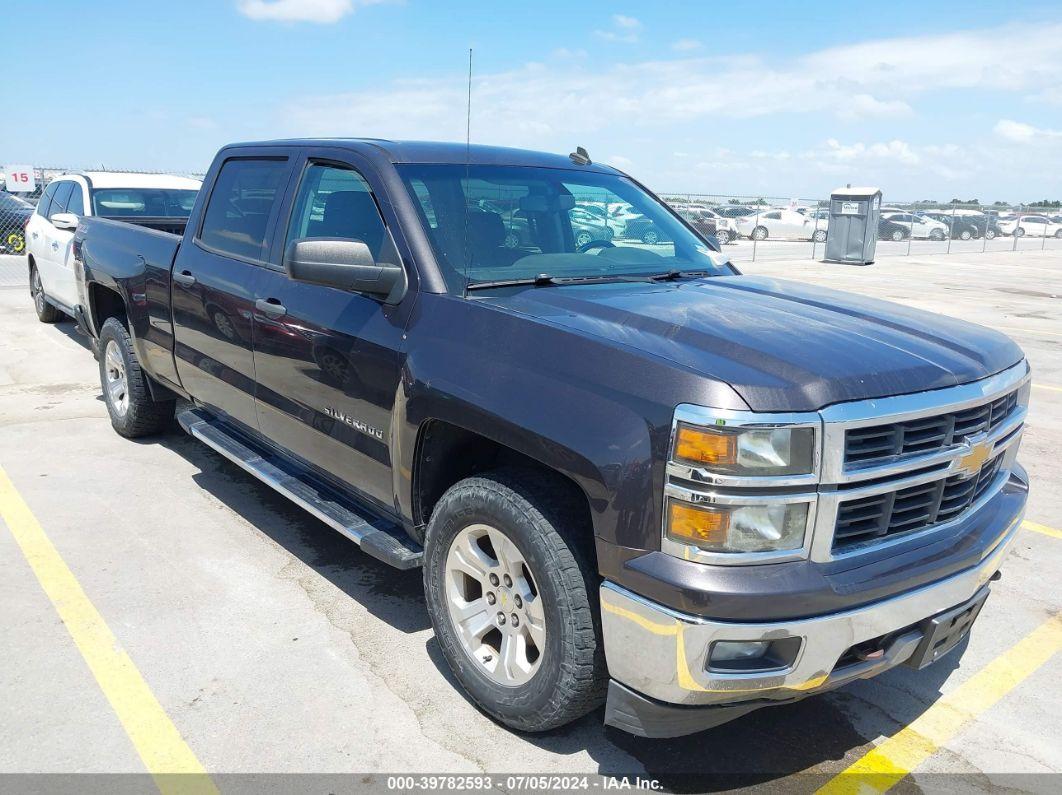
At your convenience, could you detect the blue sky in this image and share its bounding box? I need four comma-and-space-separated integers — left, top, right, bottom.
5, 0, 1062, 201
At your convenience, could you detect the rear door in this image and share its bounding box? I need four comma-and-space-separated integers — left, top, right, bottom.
51, 179, 86, 308
172, 150, 295, 432
250, 151, 414, 511
37, 180, 74, 295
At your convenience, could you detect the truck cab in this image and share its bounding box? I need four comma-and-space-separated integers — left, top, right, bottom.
73, 139, 1029, 738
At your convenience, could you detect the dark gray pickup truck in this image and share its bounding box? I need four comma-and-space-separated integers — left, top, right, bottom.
72, 139, 1030, 737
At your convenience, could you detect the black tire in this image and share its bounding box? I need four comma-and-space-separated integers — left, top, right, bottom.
751, 226, 768, 241
30, 263, 62, 323
930, 229, 945, 241
98, 317, 174, 438
1013, 227, 1025, 238
959, 229, 972, 241
985, 229, 996, 240
714, 229, 731, 244
812, 229, 827, 243
891, 229, 906, 242
423, 469, 606, 733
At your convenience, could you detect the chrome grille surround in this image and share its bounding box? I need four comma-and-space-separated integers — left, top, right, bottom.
665, 360, 1031, 565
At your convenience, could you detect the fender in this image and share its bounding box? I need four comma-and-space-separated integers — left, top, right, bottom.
393, 293, 748, 550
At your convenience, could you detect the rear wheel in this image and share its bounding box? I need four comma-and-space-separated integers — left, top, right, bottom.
714, 229, 731, 244
575, 231, 593, 247
891, 229, 905, 242
98, 318, 174, 438
751, 226, 768, 241
1054, 229, 1062, 238
812, 229, 827, 243
1013, 227, 1025, 237
930, 229, 946, 241
985, 229, 997, 240
30, 264, 62, 323
959, 229, 972, 241
423, 469, 606, 732
641, 229, 660, 245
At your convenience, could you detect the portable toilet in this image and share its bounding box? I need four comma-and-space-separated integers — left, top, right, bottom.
824, 186, 881, 265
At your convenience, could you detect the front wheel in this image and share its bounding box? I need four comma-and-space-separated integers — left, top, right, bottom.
985, 229, 997, 240
1054, 229, 1062, 238
98, 318, 174, 438
959, 229, 972, 241
423, 470, 606, 732
890, 229, 906, 242
930, 229, 945, 241
641, 229, 660, 245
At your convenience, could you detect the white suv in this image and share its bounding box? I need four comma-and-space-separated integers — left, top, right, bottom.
26, 172, 201, 323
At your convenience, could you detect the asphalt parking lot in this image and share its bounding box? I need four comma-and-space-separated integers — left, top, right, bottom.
0, 249, 1060, 793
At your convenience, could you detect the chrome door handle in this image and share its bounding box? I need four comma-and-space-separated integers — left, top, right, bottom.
255, 298, 287, 316
173, 270, 197, 286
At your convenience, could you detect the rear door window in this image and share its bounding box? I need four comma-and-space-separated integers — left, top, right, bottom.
35, 182, 58, 218
198, 158, 289, 262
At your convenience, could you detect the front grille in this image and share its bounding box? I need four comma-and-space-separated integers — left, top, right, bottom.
833, 453, 1004, 551
844, 390, 1018, 467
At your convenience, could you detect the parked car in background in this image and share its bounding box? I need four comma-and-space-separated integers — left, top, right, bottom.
998, 214, 1062, 238
623, 215, 670, 244
921, 211, 982, 241
0, 192, 34, 254
878, 217, 912, 241
674, 207, 738, 243
736, 208, 827, 241
569, 206, 615, 247
712, 205, 758, 219
27, 172, 201, 323
881, 212, 948, 241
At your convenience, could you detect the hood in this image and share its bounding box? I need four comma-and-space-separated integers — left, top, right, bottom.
483, 275, 1024, 412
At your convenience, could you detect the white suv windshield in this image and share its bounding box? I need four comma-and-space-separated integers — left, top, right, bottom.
398, 164, 729, 293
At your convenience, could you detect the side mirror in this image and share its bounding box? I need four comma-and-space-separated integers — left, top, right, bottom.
284, 238, 406, 303
50, 212, 79, 231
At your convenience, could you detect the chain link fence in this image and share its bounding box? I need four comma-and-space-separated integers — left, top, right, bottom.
2, 163, 1059, 266
659, 193, 1062, 263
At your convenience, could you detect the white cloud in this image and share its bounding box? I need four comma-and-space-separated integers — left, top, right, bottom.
994, 118, 1062, 142
236, 0, 387, 23
595, 14, 642, 43
837, 94, 913, 121
671, 38, 702, 52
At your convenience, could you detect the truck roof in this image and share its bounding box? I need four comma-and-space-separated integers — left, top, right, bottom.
65, 172, 202, 190
226, 138, 623, 173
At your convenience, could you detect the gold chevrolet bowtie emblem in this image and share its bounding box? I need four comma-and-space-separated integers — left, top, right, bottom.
955, 437, 992, 478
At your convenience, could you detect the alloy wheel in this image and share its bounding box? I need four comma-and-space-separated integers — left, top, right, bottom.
32, 269, 46, 315
104, 340, 130, 417
444, 523, 545, 687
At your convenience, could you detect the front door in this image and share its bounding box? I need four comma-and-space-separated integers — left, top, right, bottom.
172, 153, 293, 432
251, 155, 412, 511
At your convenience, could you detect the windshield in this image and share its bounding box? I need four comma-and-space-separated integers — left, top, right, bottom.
91, 188, 198, 218
397, 164, 731, 293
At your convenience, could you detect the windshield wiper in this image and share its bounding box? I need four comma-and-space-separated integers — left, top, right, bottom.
467, 273, 650, 291
650, 269, 713, 281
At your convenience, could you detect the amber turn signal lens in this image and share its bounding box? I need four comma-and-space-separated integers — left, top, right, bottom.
674, 424, 736, 466
667, 501, 729, 545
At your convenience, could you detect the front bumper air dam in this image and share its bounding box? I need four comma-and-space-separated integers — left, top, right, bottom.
600, 512, 1022, 737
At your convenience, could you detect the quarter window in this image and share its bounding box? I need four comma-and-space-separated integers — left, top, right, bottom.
199, 158, 289, 261
66, 184, 85, 216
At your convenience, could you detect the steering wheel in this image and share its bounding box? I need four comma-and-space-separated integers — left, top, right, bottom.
577, 239, 616, 253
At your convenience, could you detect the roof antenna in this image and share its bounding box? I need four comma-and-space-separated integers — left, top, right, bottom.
462, 47, 473, 299
569, 146, 591, 166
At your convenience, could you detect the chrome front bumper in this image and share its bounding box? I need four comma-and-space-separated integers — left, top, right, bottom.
600, 509, 1022, 707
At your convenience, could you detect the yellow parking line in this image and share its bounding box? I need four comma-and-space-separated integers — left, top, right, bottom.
1023, 520, 1062, 540
0, 465, 217, 795
1032, 383, 1062, 393
816, 613, 1062, 795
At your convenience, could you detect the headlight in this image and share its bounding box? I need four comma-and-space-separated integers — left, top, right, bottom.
673, 422, 815, 476
666, 499, 808, 553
